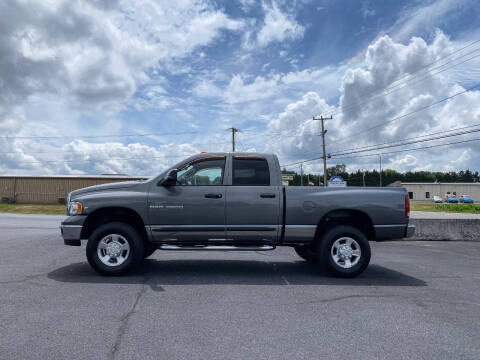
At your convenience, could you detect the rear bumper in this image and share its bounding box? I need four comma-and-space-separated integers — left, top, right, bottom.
374, 223, 415, 240
405, 223, 415, 238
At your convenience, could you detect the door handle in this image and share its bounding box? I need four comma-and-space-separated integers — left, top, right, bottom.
205, 193, 223, 198
260, 193, 276, 198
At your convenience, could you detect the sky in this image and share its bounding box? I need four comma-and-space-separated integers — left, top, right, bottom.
1, 0, 480, 176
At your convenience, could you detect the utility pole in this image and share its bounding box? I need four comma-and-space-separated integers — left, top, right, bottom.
227, 127, 240, 152
362, 170, 366, 187
300, 163, 304, 186
312, 116, 333, 187
379, 155, 382, 187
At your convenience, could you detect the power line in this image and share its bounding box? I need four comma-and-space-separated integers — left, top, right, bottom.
10, 153, 198, 166
330, 127, 480, 157
236, 42, 480, 143
329, 123, 480, 155
319, 42, 480, 119
332, 84, 480, 146
0, 139, 232, 155
0, 130, 207, 140
280, 136, 480, 168
330, 137, 480, 160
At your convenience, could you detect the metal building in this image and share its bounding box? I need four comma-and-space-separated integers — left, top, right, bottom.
400, 182, 480, 202
0, 175, 148, 204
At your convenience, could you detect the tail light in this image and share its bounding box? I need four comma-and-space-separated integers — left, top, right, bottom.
405, 194, 410, 218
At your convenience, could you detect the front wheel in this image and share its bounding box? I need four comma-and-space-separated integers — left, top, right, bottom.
317, 225, 371, 278
86, 222, 144, 276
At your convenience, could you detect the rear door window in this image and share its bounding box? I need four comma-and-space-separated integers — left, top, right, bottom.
232, 157, 270, 186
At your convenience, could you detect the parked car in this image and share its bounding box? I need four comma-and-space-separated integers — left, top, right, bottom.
445, 195, 458, 203
433, 195, 443, 203
61, 152, 415, 278
459, 195, 474, 203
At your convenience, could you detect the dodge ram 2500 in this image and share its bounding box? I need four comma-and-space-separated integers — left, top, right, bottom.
61, 153, 415, 277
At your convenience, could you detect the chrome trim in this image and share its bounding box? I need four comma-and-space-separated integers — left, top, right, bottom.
159, 244, 275, 251
60, 225, 83, 240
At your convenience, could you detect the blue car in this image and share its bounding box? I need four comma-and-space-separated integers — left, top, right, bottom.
445, 196, 458, 203
460, 195, 474, 203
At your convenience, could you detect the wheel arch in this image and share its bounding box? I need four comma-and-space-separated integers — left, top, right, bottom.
314, 209, 375, 243
81, 207, 148, 242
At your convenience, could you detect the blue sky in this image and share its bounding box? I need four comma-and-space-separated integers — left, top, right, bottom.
1, 0, 480, 175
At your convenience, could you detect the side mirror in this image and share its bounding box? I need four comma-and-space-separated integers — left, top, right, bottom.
159, 168, 178, 186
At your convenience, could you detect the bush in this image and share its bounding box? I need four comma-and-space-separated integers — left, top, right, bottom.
433, 203, 480, 213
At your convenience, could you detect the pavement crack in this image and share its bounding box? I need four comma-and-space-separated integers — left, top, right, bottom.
109, 281, 147, 360
0, 273, 47, 285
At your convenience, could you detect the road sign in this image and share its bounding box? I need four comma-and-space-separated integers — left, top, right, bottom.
282, 174, 294, 181
328, 176, 347, 187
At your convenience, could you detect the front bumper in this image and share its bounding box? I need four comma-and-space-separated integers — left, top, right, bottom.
61, 225, 82, 240
60, 215, 87, 246
405, 223, 415, 238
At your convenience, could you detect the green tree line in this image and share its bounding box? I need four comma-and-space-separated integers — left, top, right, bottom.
283, 165, 480, 187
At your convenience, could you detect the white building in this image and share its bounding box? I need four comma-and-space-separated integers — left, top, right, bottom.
400, 182, 480, 201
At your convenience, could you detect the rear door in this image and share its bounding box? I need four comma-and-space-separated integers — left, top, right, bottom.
225, 156, 281, 244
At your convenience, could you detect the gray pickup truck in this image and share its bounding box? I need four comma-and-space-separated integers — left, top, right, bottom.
61, 152, 414, 277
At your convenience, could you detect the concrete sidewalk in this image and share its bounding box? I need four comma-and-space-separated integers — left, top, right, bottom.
411, 211, 480, 219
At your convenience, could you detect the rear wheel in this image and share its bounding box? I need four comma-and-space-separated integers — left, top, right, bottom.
317, 225, 371, 278
293, 245, 317, 262
86, 222, 144, 276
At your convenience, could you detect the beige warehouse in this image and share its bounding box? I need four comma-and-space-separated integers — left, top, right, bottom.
0, 175, 148, 204
401, 182, 480, 201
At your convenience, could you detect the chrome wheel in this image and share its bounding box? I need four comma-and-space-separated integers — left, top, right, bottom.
97, 234, 130, 267
330, 237, 361, 269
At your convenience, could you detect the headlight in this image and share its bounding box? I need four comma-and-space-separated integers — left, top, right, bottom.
68, 201, 83, 216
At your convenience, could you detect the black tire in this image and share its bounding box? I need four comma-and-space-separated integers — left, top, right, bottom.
86, 222, 144, 276
317, 225, 371, 278
293, 245, 317, 262
143, 244, 157, 259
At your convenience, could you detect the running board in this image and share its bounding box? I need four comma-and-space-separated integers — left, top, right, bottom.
158, 244, 275, 251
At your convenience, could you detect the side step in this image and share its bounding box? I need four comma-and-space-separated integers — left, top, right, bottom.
158, 244, 275, 251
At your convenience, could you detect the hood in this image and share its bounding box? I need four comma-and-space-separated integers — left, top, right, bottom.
70, 180, 143, 199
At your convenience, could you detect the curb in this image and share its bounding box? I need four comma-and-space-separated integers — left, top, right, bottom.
408, 218, 480, 241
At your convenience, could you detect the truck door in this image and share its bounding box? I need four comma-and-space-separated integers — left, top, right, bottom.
225, 156, 281, 244
148, 156, 226, 242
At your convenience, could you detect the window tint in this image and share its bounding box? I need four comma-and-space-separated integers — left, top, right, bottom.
232, 157, 270, 186
177, 157, 225, 186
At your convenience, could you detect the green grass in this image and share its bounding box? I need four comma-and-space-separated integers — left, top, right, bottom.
411, 202, 480, 213
0, 203, 66, 215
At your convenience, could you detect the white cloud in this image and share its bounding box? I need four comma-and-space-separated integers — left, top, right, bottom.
389, 0, 472, 41
265, 31, 480, 172
255, 1, 305, 48
0, 0, 244, 114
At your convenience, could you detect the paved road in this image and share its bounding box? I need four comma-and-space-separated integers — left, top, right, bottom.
1, 214, 480, 360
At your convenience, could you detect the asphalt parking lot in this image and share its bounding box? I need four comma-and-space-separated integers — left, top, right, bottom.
1, 214, 479, 360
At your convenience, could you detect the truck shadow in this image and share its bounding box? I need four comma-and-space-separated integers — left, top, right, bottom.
47, 259, 426, 291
